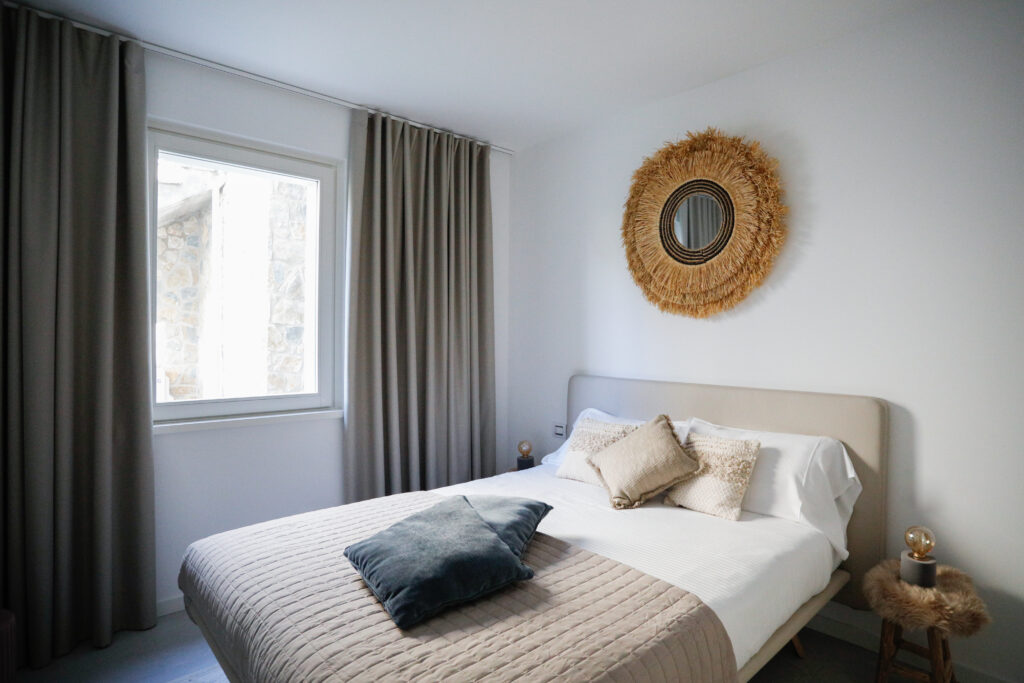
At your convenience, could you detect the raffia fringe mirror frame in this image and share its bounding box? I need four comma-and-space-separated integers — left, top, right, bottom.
622, 128, 786, 318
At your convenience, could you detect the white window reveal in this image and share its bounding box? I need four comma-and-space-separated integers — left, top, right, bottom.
149, 128, 338, 421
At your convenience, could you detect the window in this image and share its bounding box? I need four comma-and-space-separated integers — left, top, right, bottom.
149, 127, 338, 420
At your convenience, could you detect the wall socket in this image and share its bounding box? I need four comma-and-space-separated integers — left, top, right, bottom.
553, 423, 566, 438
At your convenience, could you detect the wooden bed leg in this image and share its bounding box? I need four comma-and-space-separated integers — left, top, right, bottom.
790, 633, 806, 659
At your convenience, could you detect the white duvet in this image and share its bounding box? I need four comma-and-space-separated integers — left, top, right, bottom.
438, 464, 835, 670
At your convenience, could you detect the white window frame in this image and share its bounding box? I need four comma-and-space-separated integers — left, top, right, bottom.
147, 122, 341, 422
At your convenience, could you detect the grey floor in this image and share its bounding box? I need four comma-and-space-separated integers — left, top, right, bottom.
16, 611, 879, 682
15, 611, 227, 683
750, 629, 877, 682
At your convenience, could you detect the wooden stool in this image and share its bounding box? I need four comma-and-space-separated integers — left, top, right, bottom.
876, 619, 955, 682
864, 559, 990, 683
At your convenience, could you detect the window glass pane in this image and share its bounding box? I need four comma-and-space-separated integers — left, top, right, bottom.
154, 151, 319, 403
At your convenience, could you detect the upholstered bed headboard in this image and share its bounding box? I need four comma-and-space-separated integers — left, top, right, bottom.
566, 374, 888, 610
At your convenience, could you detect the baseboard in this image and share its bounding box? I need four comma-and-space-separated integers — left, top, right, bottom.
807, 602, 1010, 683
157, 593, 185, 617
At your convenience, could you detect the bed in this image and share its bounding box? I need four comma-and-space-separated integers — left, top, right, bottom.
179, 375, 888, 682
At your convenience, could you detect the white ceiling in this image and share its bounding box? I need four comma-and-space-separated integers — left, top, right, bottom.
26, 0, 928, 151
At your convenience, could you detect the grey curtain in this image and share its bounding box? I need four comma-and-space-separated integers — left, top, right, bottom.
686, 194, 720, 247
343, 111, 495, 502
673, 193, 721, 249
1, 6, 156, 668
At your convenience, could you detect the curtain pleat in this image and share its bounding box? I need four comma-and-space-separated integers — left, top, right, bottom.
1, 6, 155, 668
686, 193, 720, 248
344, 111, 495, 502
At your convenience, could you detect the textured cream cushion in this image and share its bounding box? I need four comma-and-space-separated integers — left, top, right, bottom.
543, 408, 645, 466
555, 417, 639, 486
586, 415, 699, 509
665, 433, 761, 521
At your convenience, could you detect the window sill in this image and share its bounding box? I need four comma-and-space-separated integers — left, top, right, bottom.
153, 408, 343, 435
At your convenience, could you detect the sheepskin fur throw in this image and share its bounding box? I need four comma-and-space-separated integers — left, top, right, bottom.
863, 559, 990, 637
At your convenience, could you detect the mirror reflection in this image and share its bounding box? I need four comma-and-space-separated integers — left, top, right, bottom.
673, 193, 723, 250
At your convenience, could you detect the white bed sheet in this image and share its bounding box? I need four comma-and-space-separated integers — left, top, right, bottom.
437, 464, 835, 670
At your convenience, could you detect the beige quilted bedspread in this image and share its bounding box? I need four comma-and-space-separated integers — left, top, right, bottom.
179, 491, 737, 682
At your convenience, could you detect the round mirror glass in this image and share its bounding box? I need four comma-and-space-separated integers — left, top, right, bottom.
672, 193, 723, 250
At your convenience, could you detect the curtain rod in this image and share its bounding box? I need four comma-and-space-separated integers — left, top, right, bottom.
5, 1, 515, 156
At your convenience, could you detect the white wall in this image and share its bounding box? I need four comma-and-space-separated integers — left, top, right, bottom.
506, 2, 1024, 681
146, 52, 351, 158
146, 52, 514, 613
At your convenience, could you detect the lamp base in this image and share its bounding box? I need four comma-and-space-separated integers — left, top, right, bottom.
900, 549, 937, 587
516, 455, 535, 471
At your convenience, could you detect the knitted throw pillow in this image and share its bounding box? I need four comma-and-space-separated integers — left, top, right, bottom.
665, 433, 760, 520
556, 417, 639, 486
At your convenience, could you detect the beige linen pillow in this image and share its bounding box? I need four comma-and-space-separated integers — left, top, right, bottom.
556, 417, 639, 486
586, 414, 698, 509
665, 433, 760, 521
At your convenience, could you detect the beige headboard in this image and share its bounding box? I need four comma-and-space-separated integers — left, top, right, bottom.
567, 374, 888, 610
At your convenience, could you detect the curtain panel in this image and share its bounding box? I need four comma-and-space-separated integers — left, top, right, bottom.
344, 111, 496, 502
1, 6, 156, 668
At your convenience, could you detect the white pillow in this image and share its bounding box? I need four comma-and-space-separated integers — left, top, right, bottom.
540, 408, 644, 466
687, 417, 862, 561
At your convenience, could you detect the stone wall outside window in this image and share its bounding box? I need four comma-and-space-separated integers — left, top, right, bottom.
155, 169, 312, 402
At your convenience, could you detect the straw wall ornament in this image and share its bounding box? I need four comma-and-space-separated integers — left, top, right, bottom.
622, 128, 786, 317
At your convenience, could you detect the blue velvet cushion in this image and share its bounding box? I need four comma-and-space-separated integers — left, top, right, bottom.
465, 495, 552, 557
344, 495, 549, 629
